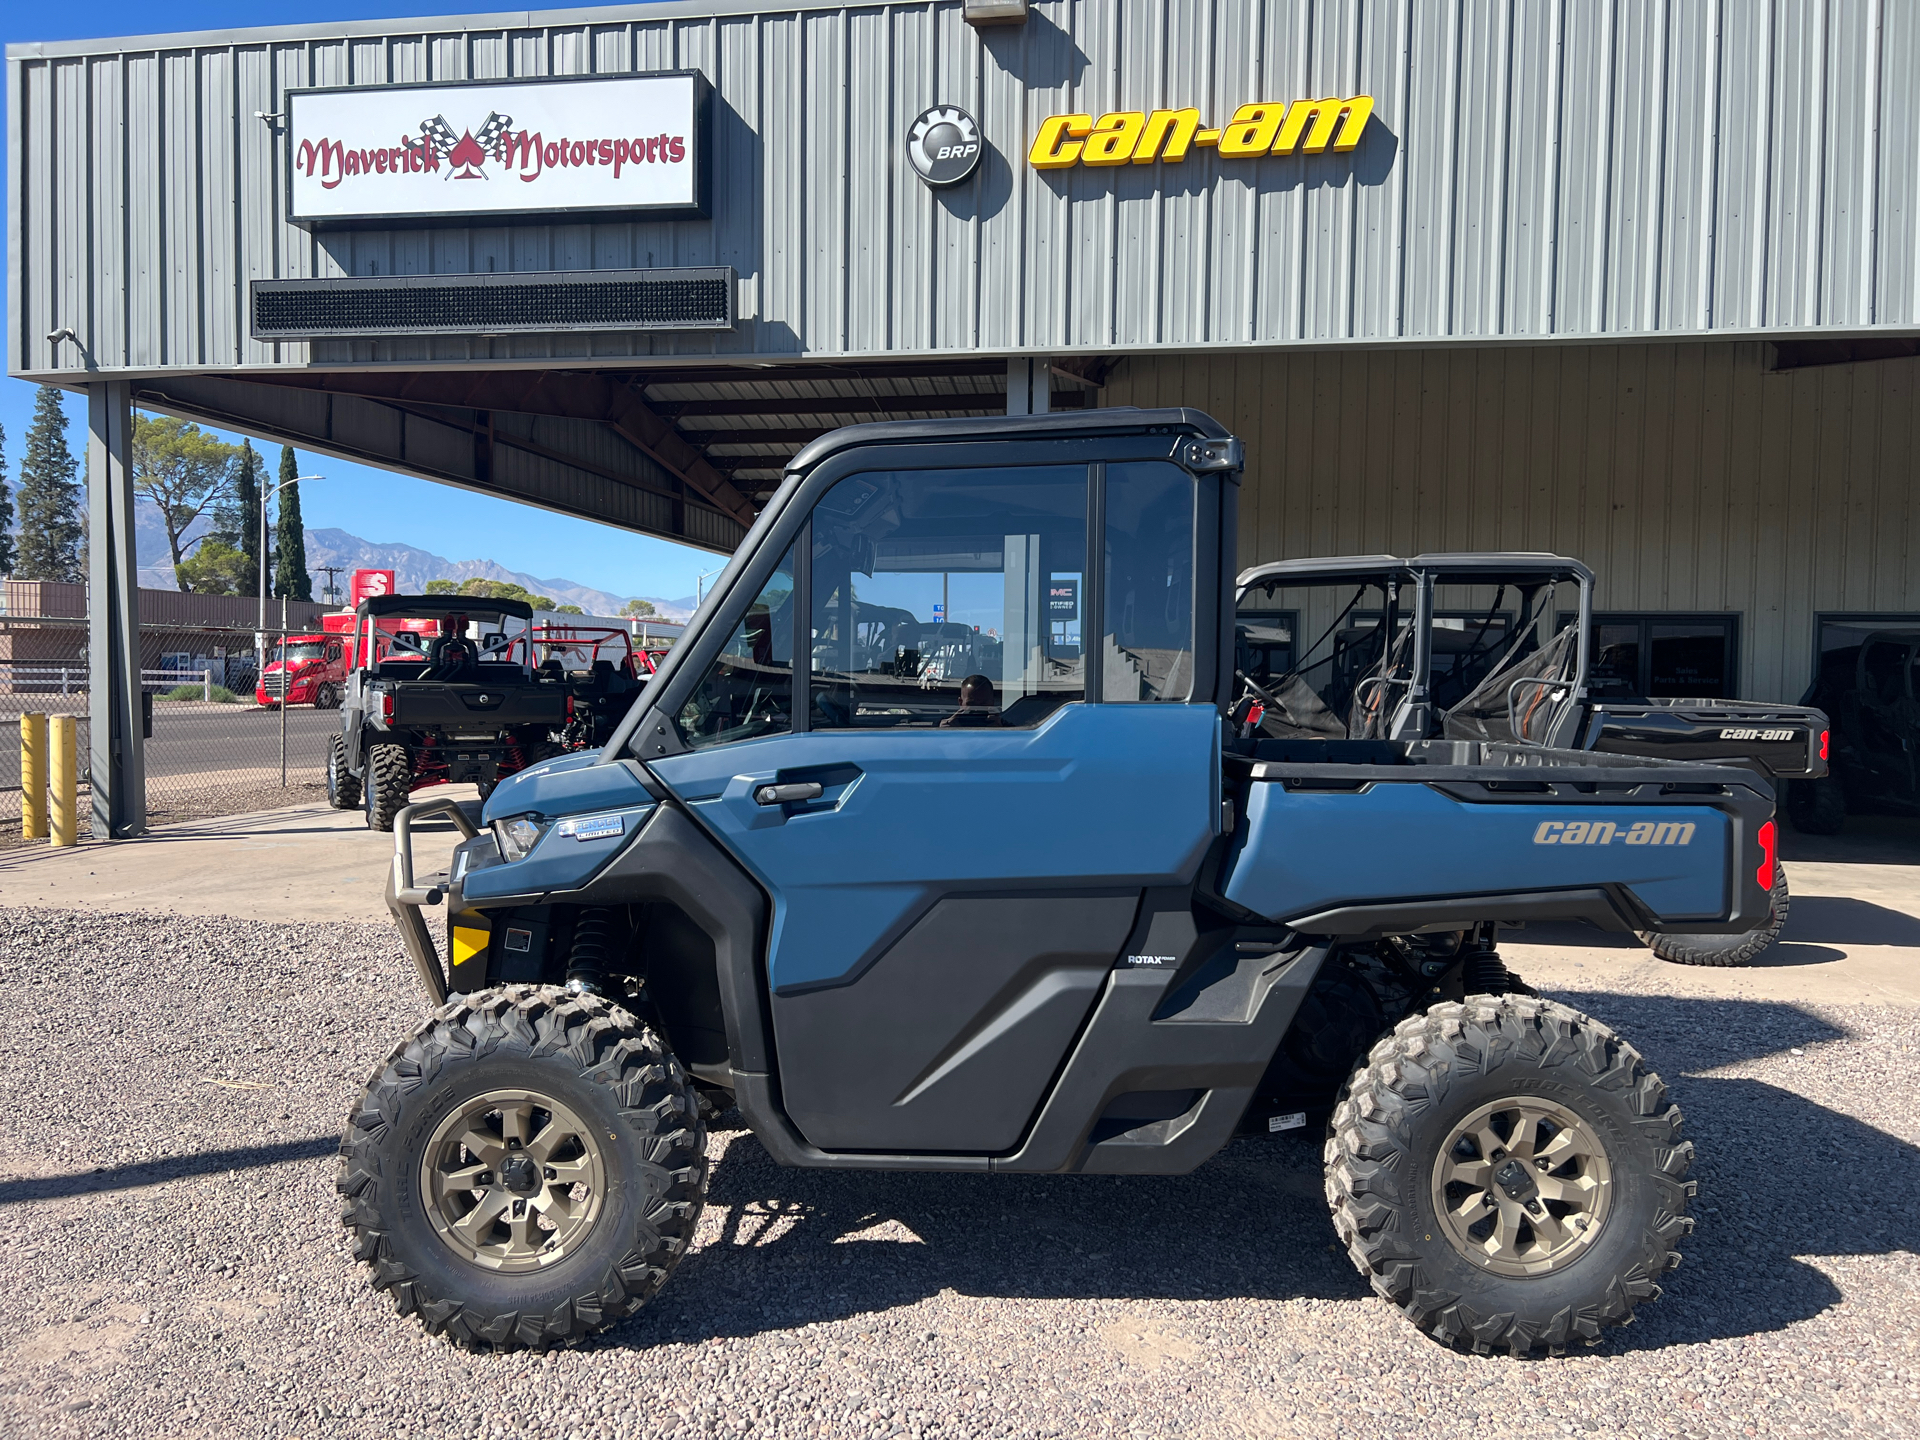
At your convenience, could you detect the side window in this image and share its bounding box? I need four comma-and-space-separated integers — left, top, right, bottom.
1103, 462, 1196, 702
677, 546, 796, 748
809, 466, 1087, 729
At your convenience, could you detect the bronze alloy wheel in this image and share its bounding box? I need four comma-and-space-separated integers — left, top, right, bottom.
420, 1089, 608, 1273
1430, 1096, 1613, 1278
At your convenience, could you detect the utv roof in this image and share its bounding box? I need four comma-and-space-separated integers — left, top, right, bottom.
1237, 555, 1416, 592
356, 594, 535, 620
1238, 551, 1593, 593
784, 407, 1234, 474
1410, 552, 1594, 585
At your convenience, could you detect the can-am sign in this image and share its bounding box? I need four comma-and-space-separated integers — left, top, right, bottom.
287, 73, 709, 227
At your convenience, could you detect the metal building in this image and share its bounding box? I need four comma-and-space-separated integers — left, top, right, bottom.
8, 0, 1919, 833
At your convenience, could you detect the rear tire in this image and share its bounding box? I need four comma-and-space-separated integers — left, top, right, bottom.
1325, 996, 1694, 1356
337, 986, 706, 1351
1787, 777, 1846, 835
326, 735, 361, 810
363, 741, 412, 832
1638, 865, 1788, 967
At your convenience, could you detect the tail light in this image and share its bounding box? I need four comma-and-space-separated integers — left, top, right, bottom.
381, 690, 396, 722
1755, 819, 1777, 893
1818, 729, 1829, 761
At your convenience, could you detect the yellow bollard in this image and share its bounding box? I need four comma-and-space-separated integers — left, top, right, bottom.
19, 712, 47, 840
49, 714, 77, 848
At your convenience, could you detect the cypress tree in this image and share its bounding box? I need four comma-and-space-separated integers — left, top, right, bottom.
273, 445, 311, 600
0, 422, 15, 577
14, 386, 85, 584
233, 440, 267, 596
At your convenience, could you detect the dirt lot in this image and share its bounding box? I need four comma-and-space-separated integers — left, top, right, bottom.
0, 895, 1914, 1440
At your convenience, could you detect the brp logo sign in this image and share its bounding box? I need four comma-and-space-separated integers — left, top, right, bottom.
907, 105, 983, 187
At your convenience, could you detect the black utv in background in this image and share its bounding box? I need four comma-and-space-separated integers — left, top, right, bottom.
1792, 628, 1920, 834
327, 595, 566, 829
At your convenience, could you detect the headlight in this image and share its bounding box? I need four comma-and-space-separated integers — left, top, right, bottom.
492, 814, 547, 862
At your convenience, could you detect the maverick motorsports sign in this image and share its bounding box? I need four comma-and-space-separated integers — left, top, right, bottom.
1027, 95, 1373, 169
286, 72, 711, 227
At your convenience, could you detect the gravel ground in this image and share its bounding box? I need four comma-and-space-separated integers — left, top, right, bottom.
0, 906, 1915, 1440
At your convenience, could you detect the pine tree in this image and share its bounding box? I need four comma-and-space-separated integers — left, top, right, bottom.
14, 386, 85, 583
0, 422, 15, 577
273, 445, 311, 600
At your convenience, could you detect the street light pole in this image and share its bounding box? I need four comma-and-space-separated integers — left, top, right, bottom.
257, 474, 324, 694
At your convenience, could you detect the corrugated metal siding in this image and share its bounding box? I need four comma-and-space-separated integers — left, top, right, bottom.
14, 0, 1920, 379
1106, 340, 1920, 703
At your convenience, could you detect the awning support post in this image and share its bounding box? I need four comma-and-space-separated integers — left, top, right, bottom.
86, 380, 145, 839
1007, 357, 1051, 416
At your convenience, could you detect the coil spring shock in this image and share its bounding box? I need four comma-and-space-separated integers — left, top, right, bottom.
565, 907, 625, 995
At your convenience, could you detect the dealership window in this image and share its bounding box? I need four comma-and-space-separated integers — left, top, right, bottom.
808, 465, 1087, 729
1563, 613, 1741, 700
1235, 608, 1298, 687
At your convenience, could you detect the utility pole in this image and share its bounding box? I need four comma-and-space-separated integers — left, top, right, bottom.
317, 565, 346, 605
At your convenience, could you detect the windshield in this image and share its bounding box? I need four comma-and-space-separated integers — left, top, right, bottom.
274, 642, 326, 663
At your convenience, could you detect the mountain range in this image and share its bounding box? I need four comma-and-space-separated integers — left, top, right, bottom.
131, 509, 694, 621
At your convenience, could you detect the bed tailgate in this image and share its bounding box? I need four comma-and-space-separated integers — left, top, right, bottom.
1218, 760, 1777, 939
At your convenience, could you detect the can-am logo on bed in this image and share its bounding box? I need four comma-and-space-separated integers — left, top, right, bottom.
287, 73, 708, 227
1533, 820, 1696, 846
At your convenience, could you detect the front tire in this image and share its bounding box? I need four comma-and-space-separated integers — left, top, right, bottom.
326, 734, 361, 810
314, 681, 340, 710
1638, 865, 1789, 967
363, 741, 412, 831
337, 986, 707, 1351
1325, 996, 1694, 1356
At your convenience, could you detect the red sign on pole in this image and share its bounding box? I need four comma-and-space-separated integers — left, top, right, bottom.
349, 569, 396, 605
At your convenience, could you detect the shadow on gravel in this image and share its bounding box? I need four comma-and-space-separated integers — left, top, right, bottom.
0, 1136, 335, 1205
598, 1130, 1372, 1352
1781, 895, 1920, 946
594, 992, 1918, 1357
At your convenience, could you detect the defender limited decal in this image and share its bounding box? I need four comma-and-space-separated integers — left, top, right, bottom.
1533, 820, 1696, 846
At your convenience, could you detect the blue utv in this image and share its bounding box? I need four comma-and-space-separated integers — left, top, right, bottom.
343, 409, 1770, 1358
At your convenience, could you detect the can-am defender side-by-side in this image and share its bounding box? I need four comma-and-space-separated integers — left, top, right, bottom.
327, 595, 567, 828
1235, 553, 1826, 966
345, 410, 1766, 1358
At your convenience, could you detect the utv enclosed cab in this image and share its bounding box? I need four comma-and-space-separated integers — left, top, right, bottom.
349, 410, 1768, 1358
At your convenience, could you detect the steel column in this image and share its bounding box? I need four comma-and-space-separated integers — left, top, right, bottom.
1007, 358, 1051, 415
86, 380, 145, 839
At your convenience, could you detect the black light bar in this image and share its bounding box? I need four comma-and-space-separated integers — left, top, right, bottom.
250, 266, 734, 339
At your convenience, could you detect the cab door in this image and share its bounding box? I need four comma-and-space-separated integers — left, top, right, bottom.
648, 459, 1220, 1154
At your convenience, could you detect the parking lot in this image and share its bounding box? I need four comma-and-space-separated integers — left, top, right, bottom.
0, 813, 1915, 1440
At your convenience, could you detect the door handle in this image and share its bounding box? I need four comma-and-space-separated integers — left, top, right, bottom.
753, 781, 824, 806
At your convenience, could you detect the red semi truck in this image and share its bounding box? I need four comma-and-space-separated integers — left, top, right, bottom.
256, 611, 438, 708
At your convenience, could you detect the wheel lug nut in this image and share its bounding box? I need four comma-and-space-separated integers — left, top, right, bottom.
544, 1167, 557, 1181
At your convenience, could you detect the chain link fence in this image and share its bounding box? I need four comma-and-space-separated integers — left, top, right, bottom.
1, 615, 340, 843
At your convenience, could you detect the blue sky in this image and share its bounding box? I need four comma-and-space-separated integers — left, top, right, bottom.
1, 0, 712, 601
